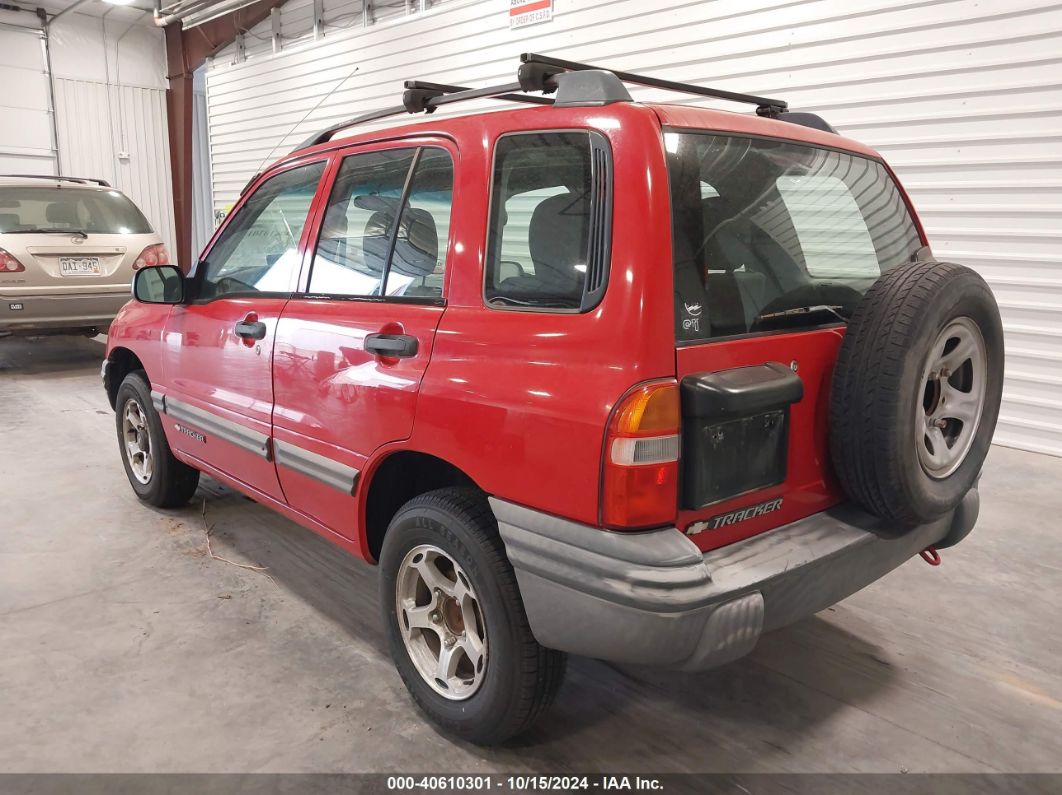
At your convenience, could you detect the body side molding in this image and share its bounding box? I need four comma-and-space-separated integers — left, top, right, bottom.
273, 439, 360, 495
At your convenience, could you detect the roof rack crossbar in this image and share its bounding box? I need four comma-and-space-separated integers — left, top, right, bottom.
519, 52, 788, 115
0, 174, 111, 187
404, 80, 553, 107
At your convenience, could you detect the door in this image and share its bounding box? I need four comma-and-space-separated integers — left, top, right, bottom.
161, 159, 327, 500
272, 145, 455, 537
664, 130, 926, 550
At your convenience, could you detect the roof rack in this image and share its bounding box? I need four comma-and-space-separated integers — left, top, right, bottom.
519, 53, 788, 117
293, 53, 791, 153
0, 174, 111, 187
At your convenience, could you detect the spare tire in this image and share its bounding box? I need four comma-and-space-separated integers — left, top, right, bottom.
829, 261, 1003, 525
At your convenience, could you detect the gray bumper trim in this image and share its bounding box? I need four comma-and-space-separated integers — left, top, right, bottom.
493, 490, 978, 671
273, 439, 359, 495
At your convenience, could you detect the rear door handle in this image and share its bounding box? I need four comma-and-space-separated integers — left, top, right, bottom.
235, 320, 267, 340
365, 333, 418, 358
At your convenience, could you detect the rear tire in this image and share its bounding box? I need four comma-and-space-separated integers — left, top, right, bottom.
829, 261, 1003, 525
379, 487, 566, 745
115, 372, 200, 508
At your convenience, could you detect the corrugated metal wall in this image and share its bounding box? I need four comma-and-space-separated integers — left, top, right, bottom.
191, 80, 215, 258
54, 79, 177, 257
0, 17, 56, 174
203, 0, 1062, 456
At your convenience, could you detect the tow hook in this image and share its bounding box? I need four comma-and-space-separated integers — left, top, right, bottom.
919, 546, 941, 566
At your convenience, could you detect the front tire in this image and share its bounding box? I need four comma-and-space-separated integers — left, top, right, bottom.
115, 372, 200, 508
379, 487, 566, 745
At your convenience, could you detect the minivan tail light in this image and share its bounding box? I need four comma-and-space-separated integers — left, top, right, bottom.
0, 247, 26, 273
133, 244, 170, 270
602, 380, 680, 529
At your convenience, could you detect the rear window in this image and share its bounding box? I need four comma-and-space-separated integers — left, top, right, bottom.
666, 132, 922, 342
0, 187, 153, 235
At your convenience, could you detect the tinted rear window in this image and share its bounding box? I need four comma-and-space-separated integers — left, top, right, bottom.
666, 132, 922, 342
0, 187, 153, 235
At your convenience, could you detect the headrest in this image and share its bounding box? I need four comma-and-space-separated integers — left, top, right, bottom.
390, 207, 438, 278
0, 213, 19, 232
45, 202, 77, 225
528, 192, 588, 296
357, 198, 439, 280
361, 210, 394, 276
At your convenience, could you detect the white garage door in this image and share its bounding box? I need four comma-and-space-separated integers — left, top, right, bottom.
0, 18, 56, 175
203, 0, 1062, 456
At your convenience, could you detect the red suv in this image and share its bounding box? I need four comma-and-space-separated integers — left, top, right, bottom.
103, 55, 1003, 744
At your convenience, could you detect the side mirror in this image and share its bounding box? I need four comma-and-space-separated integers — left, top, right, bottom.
133, 265, 185, 304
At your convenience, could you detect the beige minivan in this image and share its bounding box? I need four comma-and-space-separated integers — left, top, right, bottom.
0, 175, 168, 337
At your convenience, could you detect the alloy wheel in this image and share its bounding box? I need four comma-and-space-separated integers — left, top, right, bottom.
395, 544, 488, 700
122, 398, 153, 485
917, 316, 987, 479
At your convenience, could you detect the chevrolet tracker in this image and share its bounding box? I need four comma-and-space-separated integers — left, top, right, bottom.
102, 54, 1003, 744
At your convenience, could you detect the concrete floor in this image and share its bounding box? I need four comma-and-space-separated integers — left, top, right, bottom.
1, 335, 1060, 774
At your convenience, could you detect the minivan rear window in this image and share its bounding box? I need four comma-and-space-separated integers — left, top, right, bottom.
0, 187, 153, 235
666, 132, 922, 342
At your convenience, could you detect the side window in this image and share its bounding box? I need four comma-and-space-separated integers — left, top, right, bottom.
199, 161, 325, 299
485, 132, 610, 311
308, 147, 454, 299
391, 149, 453, 298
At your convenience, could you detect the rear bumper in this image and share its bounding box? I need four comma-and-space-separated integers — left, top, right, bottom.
493, 489, 979, 671
0, 290, 127, 332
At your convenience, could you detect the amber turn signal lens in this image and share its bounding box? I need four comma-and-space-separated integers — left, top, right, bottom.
611, 382, 680, 435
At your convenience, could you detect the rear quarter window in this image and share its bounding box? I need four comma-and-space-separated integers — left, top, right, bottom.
485, 131, 612, 312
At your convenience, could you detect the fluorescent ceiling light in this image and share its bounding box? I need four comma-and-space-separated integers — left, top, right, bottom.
103, 0, 137, 6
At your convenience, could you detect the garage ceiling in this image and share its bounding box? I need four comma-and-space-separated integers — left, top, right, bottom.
20, 0, 155, 19
156, 1, 265, 28
12, 0, 251, 26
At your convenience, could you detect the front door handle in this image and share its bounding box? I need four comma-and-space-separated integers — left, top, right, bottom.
365, 333, 418, 358
235, 319, 267, 340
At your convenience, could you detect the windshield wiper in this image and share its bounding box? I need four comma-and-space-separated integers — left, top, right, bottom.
9, 227, 89, 239
755, 304, 850, 326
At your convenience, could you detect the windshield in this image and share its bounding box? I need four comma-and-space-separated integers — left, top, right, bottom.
666, 131, 922, 342
0, 187, 153, 235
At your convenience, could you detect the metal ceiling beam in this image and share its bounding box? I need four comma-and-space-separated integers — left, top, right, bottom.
164, 0, 289, 271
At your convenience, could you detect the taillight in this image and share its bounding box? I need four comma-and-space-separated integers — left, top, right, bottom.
0, 247, 26, 273
602, 380, 680, 529
133, 243, 170, 270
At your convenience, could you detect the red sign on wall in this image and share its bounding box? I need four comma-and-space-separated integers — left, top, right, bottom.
510, 0, 553, 30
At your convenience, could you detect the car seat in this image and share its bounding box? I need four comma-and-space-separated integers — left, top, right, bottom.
497, 192, 587, 305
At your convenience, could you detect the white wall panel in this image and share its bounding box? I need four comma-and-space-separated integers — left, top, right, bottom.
0, 14, 56, 174
192, 79, 216, 260
54, 79, 176, 259
204, 0, 1062, 455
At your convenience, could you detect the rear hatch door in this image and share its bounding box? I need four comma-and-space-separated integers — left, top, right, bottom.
663, 127, 925, 551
